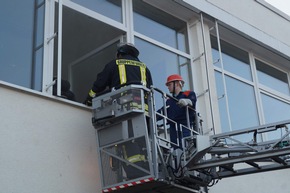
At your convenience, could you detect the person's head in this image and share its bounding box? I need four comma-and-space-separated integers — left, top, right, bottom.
116, 43, 139, 59
165, 74, 184, 96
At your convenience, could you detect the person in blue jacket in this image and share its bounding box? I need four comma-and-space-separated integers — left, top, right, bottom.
159, 74, 197, 150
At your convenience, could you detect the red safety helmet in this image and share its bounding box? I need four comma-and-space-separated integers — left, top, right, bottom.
165, 74, 184, 86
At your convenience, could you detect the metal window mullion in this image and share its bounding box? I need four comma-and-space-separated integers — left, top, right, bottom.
43, 0, 55, 94
250, 53, 265, 126
31, 0, 38, 89
214, 19, 233, 132
187, 20, 199, 92
200, 13, 216, 134
124, 0, 134, 44
288, 70, 290, 95
57, 0, 63, 97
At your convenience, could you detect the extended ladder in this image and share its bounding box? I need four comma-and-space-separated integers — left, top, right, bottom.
185, 119, 290, 183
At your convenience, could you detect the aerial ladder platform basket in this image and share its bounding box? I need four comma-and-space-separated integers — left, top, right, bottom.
92, 84, 206, 193
91, 84, 290, 193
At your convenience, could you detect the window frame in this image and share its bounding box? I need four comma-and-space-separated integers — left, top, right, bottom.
210, 21, 290, 139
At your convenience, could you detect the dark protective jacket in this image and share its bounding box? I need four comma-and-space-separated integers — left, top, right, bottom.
158, 90, 197, 149
91, 55, 153, 94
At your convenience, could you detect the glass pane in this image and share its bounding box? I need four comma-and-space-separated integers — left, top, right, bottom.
256, 59, 290, 96
71, 0, 122, 22
0, 0, 43, 90
211, 36, 252, 81
177, 30, 188, 53
262, 93, 290, 124
135, 38, 191, 107
37, 0, 44, 4
226, 76, 259, 131
261, 93, 290, 140
33, 48, 43, 91
133, 1, 188, 53
222, 52, 251, 80
179, 56, 191, 91
36, 4, 45, 47
135, 38, 189, 92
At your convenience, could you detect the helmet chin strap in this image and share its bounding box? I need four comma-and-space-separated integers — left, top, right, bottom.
172, 81, 176, 97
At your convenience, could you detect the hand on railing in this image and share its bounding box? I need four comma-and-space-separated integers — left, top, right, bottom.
177, 98, 193, 107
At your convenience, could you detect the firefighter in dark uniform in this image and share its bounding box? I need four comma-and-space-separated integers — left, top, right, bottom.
84, 43, 153, 106
84, 43, 153, 179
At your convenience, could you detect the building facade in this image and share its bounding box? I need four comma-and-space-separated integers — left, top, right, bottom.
1, 0, 290, 192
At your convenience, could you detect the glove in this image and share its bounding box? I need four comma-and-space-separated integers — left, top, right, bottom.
84, 95, 93, 106
177, 98, 192, 107
88, 89, 96, 98
84, 89, 97, 106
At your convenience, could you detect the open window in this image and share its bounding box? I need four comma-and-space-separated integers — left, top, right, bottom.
54, 4, 124, 103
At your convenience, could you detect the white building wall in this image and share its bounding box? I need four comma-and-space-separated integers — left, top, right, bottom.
207, 0, 290, 47
0, 83, 101, 193
188, 20, 221, 136
182, 0, 290, 58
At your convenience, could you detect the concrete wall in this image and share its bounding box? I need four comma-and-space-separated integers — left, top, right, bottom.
0, 83, 101, 193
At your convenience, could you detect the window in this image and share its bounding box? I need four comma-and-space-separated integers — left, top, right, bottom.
215, 72, 259, 133
52, 1, 192, 104
70, 0, 122, 23
211, 26, 290, 142
135, 38, 191, 107
54, 5, 124, 102
256, 59, 290, 96
212, 36, 259, 134
211, 36, 252, 81
0, 0, 44, 91
262, 93, 290, 124
261, 93, 290, 140
133, 1, 189, 53
135, 38, 191, 93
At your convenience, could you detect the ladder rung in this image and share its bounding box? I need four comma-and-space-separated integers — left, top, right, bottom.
272, 157, 287, 165
245, 161, 260, 169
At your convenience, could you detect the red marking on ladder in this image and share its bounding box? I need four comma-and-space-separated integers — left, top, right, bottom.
102, 177, 154, 192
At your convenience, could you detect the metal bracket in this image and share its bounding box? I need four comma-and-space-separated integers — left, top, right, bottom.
192, 53, 204, 63
197, 89, 209, 98
45, 79, 56, 92
47, 32, 57, 44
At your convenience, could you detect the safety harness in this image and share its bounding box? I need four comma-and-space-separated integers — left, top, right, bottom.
116, 59, 147, 86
